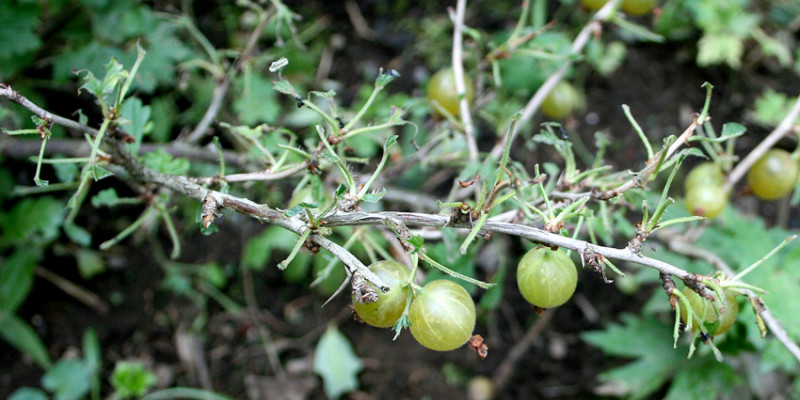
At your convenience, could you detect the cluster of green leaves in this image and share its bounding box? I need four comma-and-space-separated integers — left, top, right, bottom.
655, 0, 798, 69
583, 209, 800, 398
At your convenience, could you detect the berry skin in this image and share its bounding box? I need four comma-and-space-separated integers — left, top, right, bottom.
352, 260, 411, 328
541, 81, 579, 120
409, 280, 476, 351
685, 185, 727, 219
679, 287, 738, 336
517, 247, 578, 309
427, 68, 475, 117
684, 162, 725, 191
747, 148, 799, 200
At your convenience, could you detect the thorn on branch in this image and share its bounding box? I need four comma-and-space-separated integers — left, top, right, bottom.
201, 194, 221, 228
458, 174, 480, 188
627, 223, 651, 254
351, 272, 378, 304
112, 127, 136, 143
306, 158, 321, 175
660, 272, 677, 309
582, 247, 612, 283
683, 273, 716, 301
303, 237, 320, 254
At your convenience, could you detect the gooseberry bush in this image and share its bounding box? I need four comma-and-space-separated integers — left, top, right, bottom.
2, 0, 800, 399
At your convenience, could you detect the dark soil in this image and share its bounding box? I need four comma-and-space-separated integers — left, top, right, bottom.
2, 2, 799, 400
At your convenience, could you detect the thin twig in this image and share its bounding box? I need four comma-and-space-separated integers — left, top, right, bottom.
489, 0, 621, 160
34, 267, 109, 314
449, 0, 479, 161
184, 7, 271, 144
492, 309, 555, 392
191, 162, 306, 185
1, 84, 99, 136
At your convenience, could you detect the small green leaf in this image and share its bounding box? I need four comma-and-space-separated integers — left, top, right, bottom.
479, 264, 506, 311
221, 122, 265, 140
0, 248, 40, 313
749, 88, 798, 127
313, 325, 363, 399
234, 73, 280, 125
91, 165, 114, 181
361, 188, 386, 203
0, 197, 64, 246
375, 68, 400, 88
9, 387, 48, 400
53, 159, 80, 183
0, 1, 42, 77
0, 313, 52, 369
83, 328, 101, 375
242, 226, 298, 270
141, 149, 190, 175
77, 57, 127, 102
42, 359, 93, 400
120, 97, 152, 155
92, 188, 121, 208
720, 122, 746, 138
111, 361, 157, 399
697, 33, 744, 68
75, 249, 105, 279
273, 78, 298, 97
64, 223, 92, 247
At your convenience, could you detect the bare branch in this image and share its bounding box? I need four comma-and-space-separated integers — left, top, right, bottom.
449, 0, 479, 161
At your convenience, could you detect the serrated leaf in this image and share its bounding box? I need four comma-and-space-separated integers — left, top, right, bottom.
78, 57, 127, 101
360, 188, 386, 203
0, 248, 41, 313
313, 325, 363, 399
92, 188, 120, 208
120, 97, 152, 155
581, 314, 685, 399
0, 1, 42, 77
0, 197, 64, 246
273, 78, 298, 97
42, 359, 93, 400
234, 73, 280, 125
133, 22, 194, 93
141, 149, 190, 175
663, 357, 741, 399
749, 88, 797, 127
111, 361, 157, 398
697, 33, 744, 68
0, 313, 52, 370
